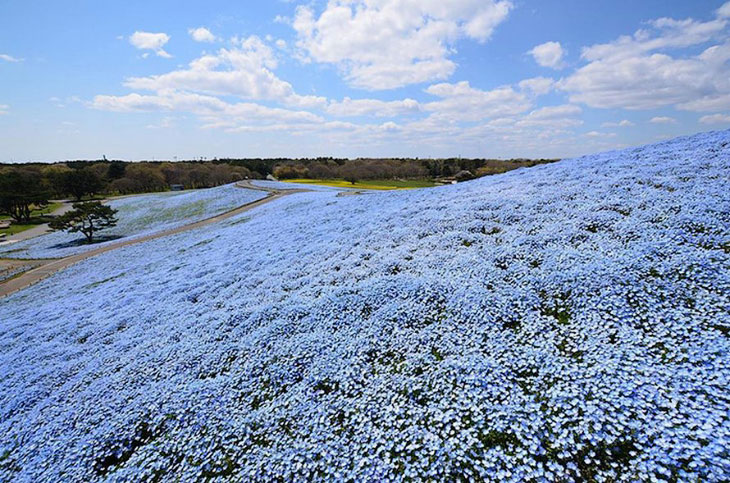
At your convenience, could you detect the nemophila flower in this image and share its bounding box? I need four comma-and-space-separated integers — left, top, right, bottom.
0, 183, 266, 259
1, 131, 729, 481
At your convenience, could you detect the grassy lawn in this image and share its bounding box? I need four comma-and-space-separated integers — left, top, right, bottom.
33, 202, 63, 216
283, 178, 439, 190
0, 202, 62, 236
1, 223, 37, 236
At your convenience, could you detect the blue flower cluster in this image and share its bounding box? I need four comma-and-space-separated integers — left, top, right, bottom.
0, 183, 267, 260
1, 130, 729, 482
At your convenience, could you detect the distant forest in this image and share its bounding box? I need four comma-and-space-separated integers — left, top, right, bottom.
0, 157, 559, 197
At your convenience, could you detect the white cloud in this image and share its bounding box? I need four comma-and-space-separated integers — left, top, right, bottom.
515, 104, 583, 128
129, 31, 172, 58
717, 2, 730, 19
518, 77, 555, 96
0, 54, 22, 63
423, 81, 531, 122
124, 36, 325, 108
699, 113, 730, 124
0, 104, 8, 115
523, 104, 581, 119
92, 91, 323, 126
580, 17, 728, 62
601, 119, 635, 127
585, 131, 617, 138
678, 93, 730, 112
650, 116, 677, 124
293, 0, 513, 90
220, 120, 362, 134
561, 12, 730, 110
189, 27, 216, 43
326, 97, 420, 117
529, 41, 565, 69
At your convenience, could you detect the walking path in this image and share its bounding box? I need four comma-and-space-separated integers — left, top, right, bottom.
0, 201, 73, 246
0, 181, 308, 298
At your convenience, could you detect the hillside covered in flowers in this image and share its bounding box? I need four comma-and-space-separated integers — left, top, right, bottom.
0, 183, 266, 259
1, 130, 729, 481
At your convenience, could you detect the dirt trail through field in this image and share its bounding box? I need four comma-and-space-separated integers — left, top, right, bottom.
0, 181, 308, 298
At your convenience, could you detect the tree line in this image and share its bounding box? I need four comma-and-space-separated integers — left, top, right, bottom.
1, 157, 558, 222
0, 161, 251, 223
253, 157, 558, 181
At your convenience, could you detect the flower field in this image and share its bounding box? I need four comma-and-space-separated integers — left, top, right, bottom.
1, 130, 729, 481
0, 184, 267, 260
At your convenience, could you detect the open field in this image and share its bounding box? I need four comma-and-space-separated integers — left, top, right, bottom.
1, 131, 729, 481
283, 178, 441, 190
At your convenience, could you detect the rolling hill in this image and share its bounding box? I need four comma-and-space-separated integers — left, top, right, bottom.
1, 130, 729, 481
0, 183, 267, 260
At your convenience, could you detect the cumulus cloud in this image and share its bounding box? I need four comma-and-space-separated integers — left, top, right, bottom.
92, 91, 323, 127
93, 5, 730, 154
423, 81, 531, 122
188, 27, 216, 43
129, 31, 172, 58
293, 0, 513, 90
515, 104, 583, 128
602, 119, 635, 127
326, 97, 420, 117
124, 36, 325, 108
561, 12, 730, 111
650, 116, 677, 124
717, 1, 730, 18
0, 54, 22, 63
379, 121, 400, 131
528, 41, 565, 69
0, 104, 8, 115
585, 131, 617, 138
699, 113, 730, 124
518, 77, 555, 96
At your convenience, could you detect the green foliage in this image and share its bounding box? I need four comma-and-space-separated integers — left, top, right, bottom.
273, 157, 558, 181
0, 170, 49, 223
60, 168, 104, 200
284, 178, 438, 190
106, 161, 126, 180
0, 156, 557, 202
49, 201, 118, 243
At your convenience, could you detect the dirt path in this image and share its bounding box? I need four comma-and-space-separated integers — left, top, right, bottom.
0, 181, 308, 299
0, 201, 74, 246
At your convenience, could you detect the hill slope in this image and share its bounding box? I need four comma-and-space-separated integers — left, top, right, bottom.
0, 183, 266, 259
1, 131, 729, 481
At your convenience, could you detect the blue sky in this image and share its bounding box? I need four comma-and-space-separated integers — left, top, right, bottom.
2, 0, 730, 161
